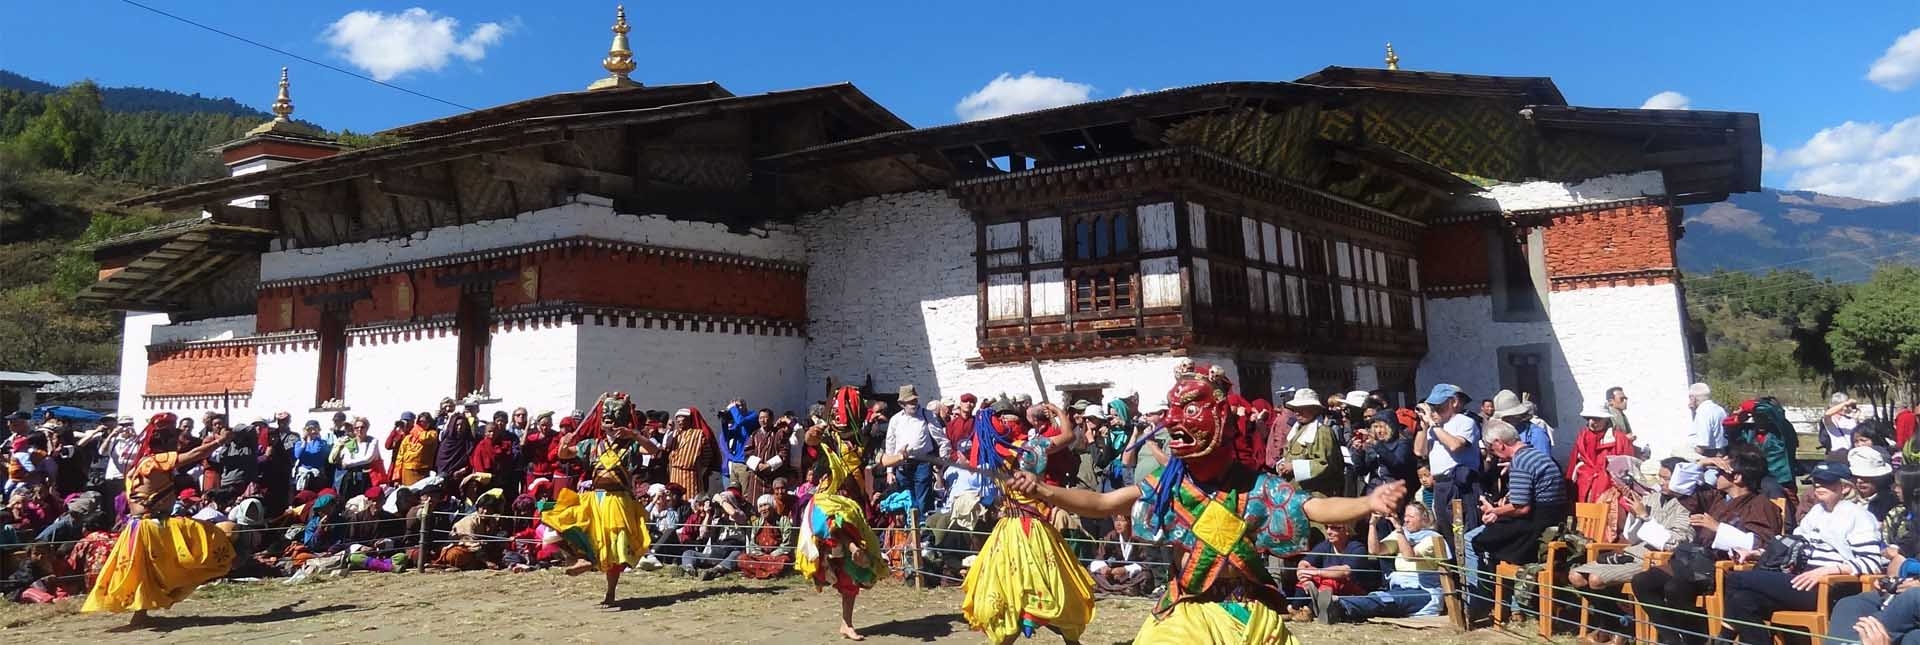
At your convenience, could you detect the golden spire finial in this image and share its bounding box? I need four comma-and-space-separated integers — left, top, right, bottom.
588, 5, 641, 90
271, 67, 294, 122
1384, 42, 1400, 71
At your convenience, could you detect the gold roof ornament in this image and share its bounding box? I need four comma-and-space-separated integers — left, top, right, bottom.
245, 67, 319, 137
588, 5, 642, 90
1384, 42, 1400, 71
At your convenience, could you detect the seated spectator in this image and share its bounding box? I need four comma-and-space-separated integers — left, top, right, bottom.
1468, 419, 1569, 612
641, 483, 687, 568
680, 490, 749, 579
1828, 464, 1920, 643
1298, 520, 1377, 617
1318, 502, 1450, 623
435, 489, 506, 570
1855, 448, 1900, 521
1723, 461, 1887, 645
1635, 445, 1782, 644
4, 542, 80, 603
1089, 513, 1154, 597
738, 494, 795, 579
1565, 458, 1694, 643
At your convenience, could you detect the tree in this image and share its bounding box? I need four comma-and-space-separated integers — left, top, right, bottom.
1827, 265, 1920, 404
8, 81, 105, 171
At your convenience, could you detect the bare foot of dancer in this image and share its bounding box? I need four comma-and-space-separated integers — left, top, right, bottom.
564, 559, 593, 576
838, 625, 865, 641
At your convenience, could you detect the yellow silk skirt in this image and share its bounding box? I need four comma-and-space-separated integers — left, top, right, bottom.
542, 488, 652, 572
1132, 600, 1295, 645
962, 515, 1096, 642
82, 517, 235, 613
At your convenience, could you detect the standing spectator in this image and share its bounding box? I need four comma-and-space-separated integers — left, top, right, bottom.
207, 420, 260, 498
877, 385, 950, 514
470, 418, 521, 499
437, 403, 479, 483
945, 394, 977, 447
328, 411, 350, 440
507, 407, 530, 441
723, 399, 756, 488
1469, 419, 1569, 611
1569, 403, 1637, 503
1123, 403, 1169, 488
293, 420, 332, 492
1492, 390, 1555, 459
1354, 412, 1417, 495
1685, 383, 1728, 460
1896, 402, 1917, 456
1415, 384, 1483, 537
1282, 389, 1343, 497
333, 416, 379, 497
1606, 386, 1633, 439
262, 413, 299, 515
1722, 461, 1887, 645
665, 408, 719, 498
99, 415, 139, 498
391, 411, 438, 486
741, 409, 791, 501
5, 412, 30, 451
522, 411, 558, 489
1825, 393, 1866, 459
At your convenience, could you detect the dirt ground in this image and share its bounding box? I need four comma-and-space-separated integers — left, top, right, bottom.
0, 569, 1535, 644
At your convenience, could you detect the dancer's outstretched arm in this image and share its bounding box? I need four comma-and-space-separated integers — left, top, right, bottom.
1304, 481, 1405, 524
1007, 471, 1141, 517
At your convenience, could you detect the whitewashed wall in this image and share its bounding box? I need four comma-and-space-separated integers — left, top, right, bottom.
116, 312, 167, 414
574, 324, 808, 415
149, 314, 257, 345
802, 190, 1216, 407
487, 322, 580, 417
340, 332, 458, 425
1418, 283, 1691, 460
1457, 171, 1667, 212
261, 194, 803, 282
239, 342, 319, 422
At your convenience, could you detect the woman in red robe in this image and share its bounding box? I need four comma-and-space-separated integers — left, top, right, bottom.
1568, 403, 1637, 503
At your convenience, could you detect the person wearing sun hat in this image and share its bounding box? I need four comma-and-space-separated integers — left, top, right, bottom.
1282, 388, 1344, 497
1848, 447, 1899, 520
1414, 383, 1483, 537
1569, 401, 1637, 504
1721, 459, 1887, 645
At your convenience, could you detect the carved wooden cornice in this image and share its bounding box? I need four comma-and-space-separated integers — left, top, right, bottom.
259, 235, 803, 290
948, 147, 1423, 241
1549, 268, 1678, 291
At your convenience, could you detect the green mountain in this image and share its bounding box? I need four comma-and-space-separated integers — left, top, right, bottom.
0, 69, 270, 120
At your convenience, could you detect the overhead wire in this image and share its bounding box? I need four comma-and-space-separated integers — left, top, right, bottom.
114, 0, 477, 112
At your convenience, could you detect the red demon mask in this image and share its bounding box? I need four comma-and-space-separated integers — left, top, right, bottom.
1164, 371, 1230, 460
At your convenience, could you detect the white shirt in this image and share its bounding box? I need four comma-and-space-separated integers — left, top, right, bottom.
336, 436, 379, 469
885, 408, 951, 461
103, 432, 141, 480
1690, 400, 1728, 454
1426, 414, 1480, 474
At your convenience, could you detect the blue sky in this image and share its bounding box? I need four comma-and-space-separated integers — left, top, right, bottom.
7, 1, 1920, 201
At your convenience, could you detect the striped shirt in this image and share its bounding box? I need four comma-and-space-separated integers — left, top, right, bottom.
1797, 499, 1888, 574
1505, 445, 1566, 508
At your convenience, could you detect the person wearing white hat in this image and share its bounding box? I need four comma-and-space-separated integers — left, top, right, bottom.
1490, 390, 1555, 457
1848, 447, 1898, 520
1564, 456, 1699, 639
1569, 401, 1637, 503
1283, 388, 1344, 497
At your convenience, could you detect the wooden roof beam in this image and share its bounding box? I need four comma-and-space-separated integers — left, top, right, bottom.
373, 170, 456, 203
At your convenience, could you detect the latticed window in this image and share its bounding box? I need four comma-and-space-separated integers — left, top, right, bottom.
1071, 212, 1135, 260
1073, 267, 1135, 313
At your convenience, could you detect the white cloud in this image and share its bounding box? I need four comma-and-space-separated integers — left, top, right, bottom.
955, 72, 1095, 122
322, 8, 513, 81
1868, 27, 1920, 91
1639, 91, 1691, 110
1774, 115, 1920, 202
1760, 142, 1779, 169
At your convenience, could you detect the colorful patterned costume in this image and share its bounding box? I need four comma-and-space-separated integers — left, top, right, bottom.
1130, 371, 1312, 645
83, 415, 236, 614
795, 418, 884, 598
541, 439, 651, 572
962, 410, 1097, 642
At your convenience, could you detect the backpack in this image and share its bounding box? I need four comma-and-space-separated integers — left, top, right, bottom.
1752, 397, 1800, 462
